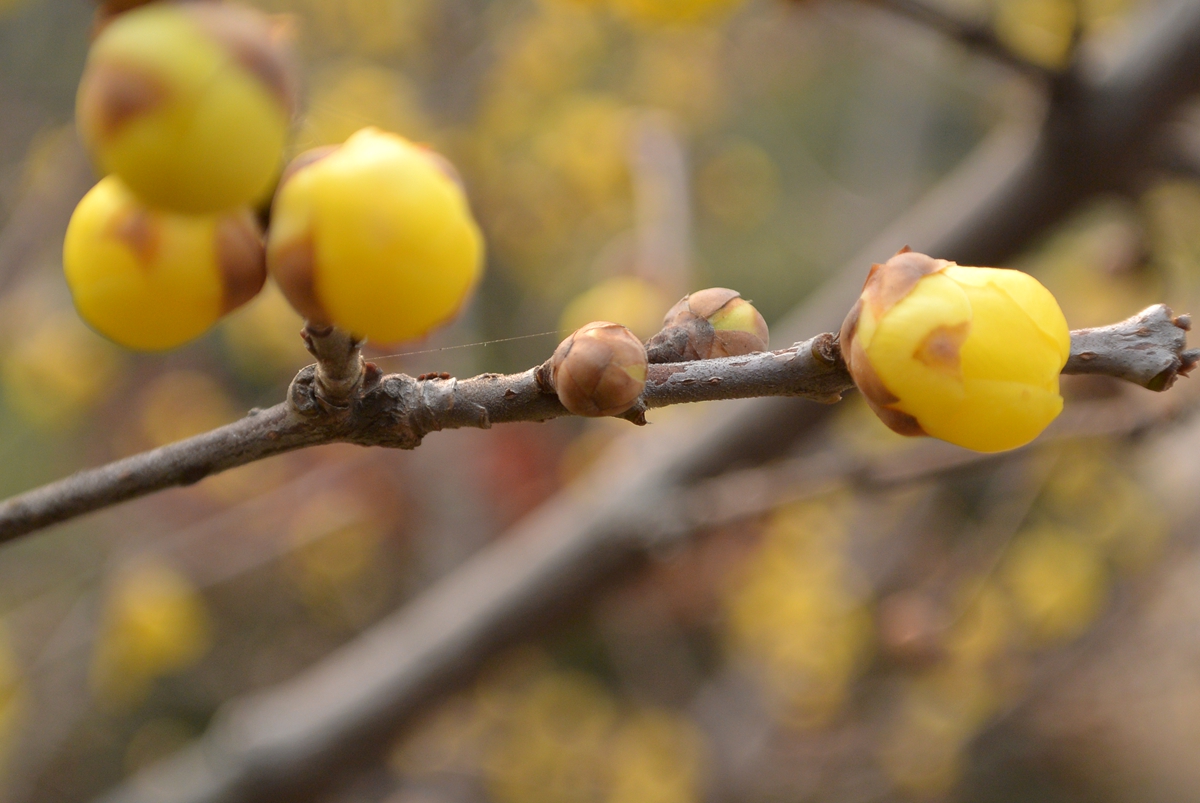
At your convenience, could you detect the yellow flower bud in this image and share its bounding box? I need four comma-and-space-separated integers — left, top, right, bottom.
266, 127, 484, 344
63, 176, 266, 351
646, 287, 769, 363
839, 249, 1070, 453
77, 1, 296, 213
550, 322, 648, 417
90, 560, 212, 708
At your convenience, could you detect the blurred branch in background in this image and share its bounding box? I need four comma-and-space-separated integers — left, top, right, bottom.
629, 111, 693, 298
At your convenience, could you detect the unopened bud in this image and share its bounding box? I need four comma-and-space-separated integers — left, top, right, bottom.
266, 128, 483, 344
646, 288, 769, 363
77, 1, 298, 213
840, 247, 1070, 452
550, 322, 648, 417
63, 176, 266, 351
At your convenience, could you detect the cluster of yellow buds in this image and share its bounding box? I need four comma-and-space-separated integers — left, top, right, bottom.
62, 5, 1077, 453
64, 1, 483, 351
840, 248, 1071, 453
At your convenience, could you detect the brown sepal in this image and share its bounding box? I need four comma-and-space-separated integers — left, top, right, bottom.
91, 0, 215, 38
268, 234, 330, 326
837, 249, 956, 438
109, 206, 160, 268
645, 318, 714, 364
841, 300, 927, 438
184, 2, 299, 116
650, 287, 767, 362
77, 61, 167, 142
667, 287, 740, 323
216, 210, 267, 313
859, 248, 953, 321
276, 145, 338, 197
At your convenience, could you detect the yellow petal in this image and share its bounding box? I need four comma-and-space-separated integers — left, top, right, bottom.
921, 378, 1064, 453
944, 266, 1070, 364
63, 177, 228, 351
953, 280, 1064, 391
270, 128, 484, 344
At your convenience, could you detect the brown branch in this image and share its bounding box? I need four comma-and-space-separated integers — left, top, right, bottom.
1065, 306, 1197, 390
0, 306, 1191, 547
648, 382, 1190, 547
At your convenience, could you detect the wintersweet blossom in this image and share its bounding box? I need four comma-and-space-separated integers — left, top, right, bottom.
839, 248, 1071, 453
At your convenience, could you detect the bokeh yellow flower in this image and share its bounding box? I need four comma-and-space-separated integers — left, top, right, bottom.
63, 176, 266, 351
76, 2, 295, 214
840, 249, 1070, 453
90, 561, 213, 708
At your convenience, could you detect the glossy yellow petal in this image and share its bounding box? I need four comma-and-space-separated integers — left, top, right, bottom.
944, 266, 1070, 363
953, 278, 1064, 391
77, 3, 293, 214
843, 253, 1071, 452
921, 378, 1063, 453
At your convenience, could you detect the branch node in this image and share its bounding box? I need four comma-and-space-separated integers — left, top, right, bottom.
1181, 348, 1200, 376
810, 332, 843, 367
534, 360, 555, 394
1064, 305, 1193, 391
287, 366, 322, 418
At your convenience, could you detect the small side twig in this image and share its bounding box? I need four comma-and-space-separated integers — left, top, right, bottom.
298, 324, 365, 411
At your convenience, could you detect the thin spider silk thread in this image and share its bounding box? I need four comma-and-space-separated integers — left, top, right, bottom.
369, 331, 562, 361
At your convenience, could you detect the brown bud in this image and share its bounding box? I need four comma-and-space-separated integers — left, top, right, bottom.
215, 209, 267, 314
646, 288, 769, 363
550, 322, 648, 417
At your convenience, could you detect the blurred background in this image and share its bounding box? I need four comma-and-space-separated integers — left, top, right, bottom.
3, 0, 1200, 801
